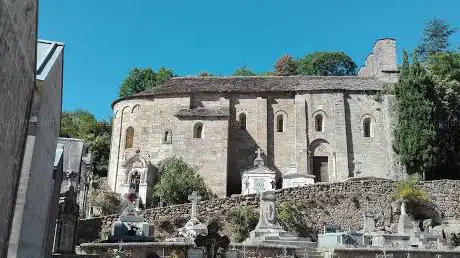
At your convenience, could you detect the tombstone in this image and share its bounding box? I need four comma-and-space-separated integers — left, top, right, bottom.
282, 163, 315, 188
244, 191, 312, 247
195, 221, 230, 258
108, 189, 153, 242
187, 248, 205, 258
177, 191, 207, 241
397, 200, 415, 234
241, 148, 277, 195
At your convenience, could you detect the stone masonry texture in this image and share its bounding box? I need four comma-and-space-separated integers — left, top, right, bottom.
0, 0, 37, 255
78, 180, 460, 243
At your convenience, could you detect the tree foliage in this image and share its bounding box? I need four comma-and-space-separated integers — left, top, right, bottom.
297, 52, 357, 76
274, 54, 298, 76
153, 156, 211, 205
426, 52, 460, 179
233, 66, 256, 76
394, 51, 438, 177
395, 175, 428, 202
119, 67, 174, 97
60, 110, 111, 177
278, 201, 314, 238
417, 19, 457, 61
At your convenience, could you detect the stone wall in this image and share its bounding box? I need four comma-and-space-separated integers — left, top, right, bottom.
0, 0, 37, 256
78, 180, 460, 243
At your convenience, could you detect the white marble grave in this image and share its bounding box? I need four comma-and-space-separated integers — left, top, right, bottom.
241, 149, 277, 195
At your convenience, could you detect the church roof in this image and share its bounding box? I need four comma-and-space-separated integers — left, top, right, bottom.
112, 76, 386, 106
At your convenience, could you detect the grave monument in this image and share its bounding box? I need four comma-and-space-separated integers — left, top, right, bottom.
109, 189, 153, 242
241, 149, 277, 195
244, 191, 313, 247
177, 191, 208, 241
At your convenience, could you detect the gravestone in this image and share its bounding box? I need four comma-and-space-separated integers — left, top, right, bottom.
241, 149, 277, 195
109, 189, 153, 242
195, 221, 230, 258
244, 191, 312, 247
177, 191, 207, 241
363, 215, 376, 233
187, 248, 205, 258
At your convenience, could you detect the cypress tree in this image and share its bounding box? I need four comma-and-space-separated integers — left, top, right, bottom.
394, 51, 437, 178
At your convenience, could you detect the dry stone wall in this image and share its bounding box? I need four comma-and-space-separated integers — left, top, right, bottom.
78, 180, 460, 243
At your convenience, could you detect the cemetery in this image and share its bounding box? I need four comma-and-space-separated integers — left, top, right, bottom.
77, 177, 460, 257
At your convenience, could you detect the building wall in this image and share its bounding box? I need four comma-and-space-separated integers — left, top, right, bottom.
0, 0, 37, 255
110, 95, 229, 198
109, 88, 396, 198
7, 52, 63, 257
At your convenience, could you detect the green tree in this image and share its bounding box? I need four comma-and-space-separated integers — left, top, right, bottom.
297, 52, 357, 76
60, 110, 111, 177
426, 52, 460, 179
274, 54, 298, 76
153, 156, 211, 205
85, 120, 112, 177
119, 67, 175, 97
233, 66, 256, 76
60, 109, 97, 139
417, 19, 457, 61
394, 51, 438, 177
156, 67, 175, 86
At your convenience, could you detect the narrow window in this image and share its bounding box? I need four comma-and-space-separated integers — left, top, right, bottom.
363, 118, 371, 138
239, 113, 247, 130
164, 131, 169, 142
276, 114, 284, 132
315, 114, 323, 132
193, 123, 203, 138
125, 127, 134, 149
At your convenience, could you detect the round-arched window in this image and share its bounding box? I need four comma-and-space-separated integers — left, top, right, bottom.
193, 123, 203, 138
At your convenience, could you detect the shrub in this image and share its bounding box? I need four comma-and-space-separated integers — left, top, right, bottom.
226, 207, 258, 243
88, 179, 122, 216
153, 156, 212, 205
395, 175, 429, 202
278, 201, 314, 238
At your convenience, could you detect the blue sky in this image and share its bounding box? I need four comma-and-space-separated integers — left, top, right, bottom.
38, 0, 460, 120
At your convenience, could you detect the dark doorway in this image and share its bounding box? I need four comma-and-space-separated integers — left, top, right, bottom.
313, 156, 328, 182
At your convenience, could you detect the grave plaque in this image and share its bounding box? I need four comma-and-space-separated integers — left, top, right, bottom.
225, 250, 238, 258
254, 178, 265, 193
187, 248, 204, 258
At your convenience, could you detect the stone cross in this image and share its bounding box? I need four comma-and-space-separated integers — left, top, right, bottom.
188, 191, 202, 220
254, 148, 264, 167
255, 148, 262, 159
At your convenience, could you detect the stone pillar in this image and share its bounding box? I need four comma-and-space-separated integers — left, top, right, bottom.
333, 93, 349, 181
295, 94, 308, 174
256, 97, 268, 154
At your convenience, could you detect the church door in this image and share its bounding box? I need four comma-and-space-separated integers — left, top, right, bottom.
313, 157, 328, 182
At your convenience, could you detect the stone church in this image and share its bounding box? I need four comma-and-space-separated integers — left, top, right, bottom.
108, 38, 401, 205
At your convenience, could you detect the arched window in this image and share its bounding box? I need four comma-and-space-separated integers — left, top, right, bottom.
193, 123, 203, 138
163, 130, 172, 144
363, 118, 372, 138
125, 127, 134, 149
239, 113, 246, 130
315, 114, 323, 132
276, 114, 284, 132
